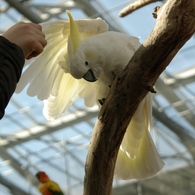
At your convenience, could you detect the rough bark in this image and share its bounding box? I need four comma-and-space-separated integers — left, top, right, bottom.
119, 0, 163, 17
84, 0, 195, 194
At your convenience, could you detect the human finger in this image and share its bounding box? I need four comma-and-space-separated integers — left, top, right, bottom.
25, 40, 46, 59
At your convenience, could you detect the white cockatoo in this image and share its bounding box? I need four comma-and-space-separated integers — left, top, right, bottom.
16, 11, 164, 180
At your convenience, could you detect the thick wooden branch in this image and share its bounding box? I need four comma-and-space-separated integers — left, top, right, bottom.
84, 0, 195, 195
119, 0, 163, 17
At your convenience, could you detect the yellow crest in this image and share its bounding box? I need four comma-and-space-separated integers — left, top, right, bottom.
66, 10, 81, 54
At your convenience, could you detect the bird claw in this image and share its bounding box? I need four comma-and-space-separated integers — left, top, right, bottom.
147, 86, 156, 93
98, 98, 106, 105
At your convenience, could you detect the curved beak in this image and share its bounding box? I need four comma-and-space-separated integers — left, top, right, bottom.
83, 69, 97, 82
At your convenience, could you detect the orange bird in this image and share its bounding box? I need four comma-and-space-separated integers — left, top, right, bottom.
36, 171, 64, 195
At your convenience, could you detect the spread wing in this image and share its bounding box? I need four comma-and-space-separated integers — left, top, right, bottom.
16, 16, 108, 120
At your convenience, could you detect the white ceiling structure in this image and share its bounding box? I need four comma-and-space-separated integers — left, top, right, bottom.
0, 0, 195, 194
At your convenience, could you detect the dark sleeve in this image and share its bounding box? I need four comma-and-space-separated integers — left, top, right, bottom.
0, 36, 25, 119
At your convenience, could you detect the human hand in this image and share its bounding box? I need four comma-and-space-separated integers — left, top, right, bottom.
3, 22, 47, 59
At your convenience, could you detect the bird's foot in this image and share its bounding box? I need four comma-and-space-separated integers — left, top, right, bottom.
98, 98, 106, 105
147, 85, 156, 93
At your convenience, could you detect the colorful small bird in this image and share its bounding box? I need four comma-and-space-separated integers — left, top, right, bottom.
36, 171, 64, 195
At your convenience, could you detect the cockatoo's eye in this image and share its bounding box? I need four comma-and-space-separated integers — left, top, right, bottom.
85, 61, 89, 66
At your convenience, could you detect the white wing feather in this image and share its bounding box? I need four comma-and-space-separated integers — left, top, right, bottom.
16, 17, 109, 119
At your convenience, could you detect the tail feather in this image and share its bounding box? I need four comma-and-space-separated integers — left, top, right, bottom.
120, 95, 151, 158
115, 93, 164, 179
115, 126, 164, 179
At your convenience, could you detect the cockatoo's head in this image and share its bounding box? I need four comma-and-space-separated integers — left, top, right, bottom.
36, 171, 50, 183
66, 10, 101, 82
69, 42, 104, 82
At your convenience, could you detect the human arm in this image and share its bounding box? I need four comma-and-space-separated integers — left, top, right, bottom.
0, 22, 47, 119
3, 22, 47, 59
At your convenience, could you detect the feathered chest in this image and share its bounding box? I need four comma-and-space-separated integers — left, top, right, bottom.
39, 181, 63, 195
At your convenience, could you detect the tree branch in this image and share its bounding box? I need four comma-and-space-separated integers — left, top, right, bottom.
84, 0, 195, 194
119, 0, 164, 17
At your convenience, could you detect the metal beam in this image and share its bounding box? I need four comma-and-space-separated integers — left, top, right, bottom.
74, 0, 126, 32
113, 165, 195, 195
0, 146, 37, 193
5, 0, 43, 23
153, 107, 195, 158
1, 110, 98, 148
155, 78, 195, 127
0, 174, 29, 195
